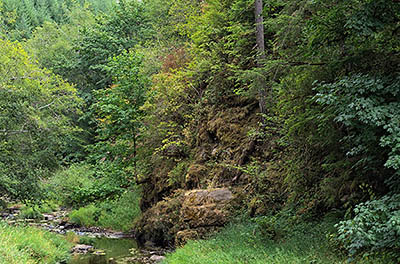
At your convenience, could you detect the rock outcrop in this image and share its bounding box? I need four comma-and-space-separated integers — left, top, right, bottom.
136, 188, 234, 246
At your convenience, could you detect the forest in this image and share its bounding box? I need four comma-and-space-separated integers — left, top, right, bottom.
0, 0, 399, 263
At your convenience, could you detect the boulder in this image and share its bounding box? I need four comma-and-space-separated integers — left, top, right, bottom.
150, 255, 166, 262
181, 188, 233, 228
135, 192, 184, 246
136, 188, 234, 247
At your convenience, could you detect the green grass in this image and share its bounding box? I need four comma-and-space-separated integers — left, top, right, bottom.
0, 223, 72, 264
164, 216, 389, 264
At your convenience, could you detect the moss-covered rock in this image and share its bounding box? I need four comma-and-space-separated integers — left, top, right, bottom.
185, 164, 208, 189
135, 188, 234, 246
135, 190, 184, 246
136, 99, 267, 247
181, 188, 233, 228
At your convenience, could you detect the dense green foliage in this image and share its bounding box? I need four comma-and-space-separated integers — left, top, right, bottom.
18, 201, 58, 220
46, 163, 141, 231
24, 7, 95, 87
0, 0, 114, 40
47, 163, 130, 206
73, 0, 151, 94
0, 223, 71, 264
0, 39, 81, 201
336, 194, 400, 262
90, 51, 149, 179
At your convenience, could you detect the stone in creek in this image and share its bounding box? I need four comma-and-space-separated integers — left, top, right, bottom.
150, 255, 166, 262
42, 214, 55, 221
92, 250, 106, 255
71, 244, 94, 254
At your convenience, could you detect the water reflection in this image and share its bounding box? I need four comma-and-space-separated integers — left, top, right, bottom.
69, 254, 109, 264
69, 237, 138, 264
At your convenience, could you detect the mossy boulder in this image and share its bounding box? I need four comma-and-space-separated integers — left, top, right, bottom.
135, 191, 184, 246
181, 188, 233, 228
136, 188, 234, 247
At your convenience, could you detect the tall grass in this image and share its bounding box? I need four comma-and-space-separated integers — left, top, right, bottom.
164, 217, 345, 264
164, 216, 390, 264
0, 223, 72, 264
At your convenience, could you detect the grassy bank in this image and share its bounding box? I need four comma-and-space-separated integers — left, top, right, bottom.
0, 223, 72, 264
164, 217, 387, 264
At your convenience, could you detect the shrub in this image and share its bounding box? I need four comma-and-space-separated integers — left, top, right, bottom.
97, 189, 142, 231
46, 163, 96, 206
18, 201, 60, 220
47, 162, 128, 207
69, 204, 98, 227
336, 194, 400, 262
69, 188, 141, 231
18, 206, 44, 220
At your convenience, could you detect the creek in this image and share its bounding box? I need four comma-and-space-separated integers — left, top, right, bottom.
68, 237, 139, 264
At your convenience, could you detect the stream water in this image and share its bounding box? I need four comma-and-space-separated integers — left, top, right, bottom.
68, 236, 139, 264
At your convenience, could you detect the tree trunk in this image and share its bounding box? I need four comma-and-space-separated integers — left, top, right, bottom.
133, 132, 138, 183
254, 0, 267, 124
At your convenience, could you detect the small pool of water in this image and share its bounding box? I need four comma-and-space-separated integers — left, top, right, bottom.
69, 237, 139, 264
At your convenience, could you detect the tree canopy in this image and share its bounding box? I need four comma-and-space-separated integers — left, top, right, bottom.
0, 39, 81, 201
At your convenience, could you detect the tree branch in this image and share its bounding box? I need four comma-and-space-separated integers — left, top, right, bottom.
38, 101, 55, 110
0, 129, 29, 135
